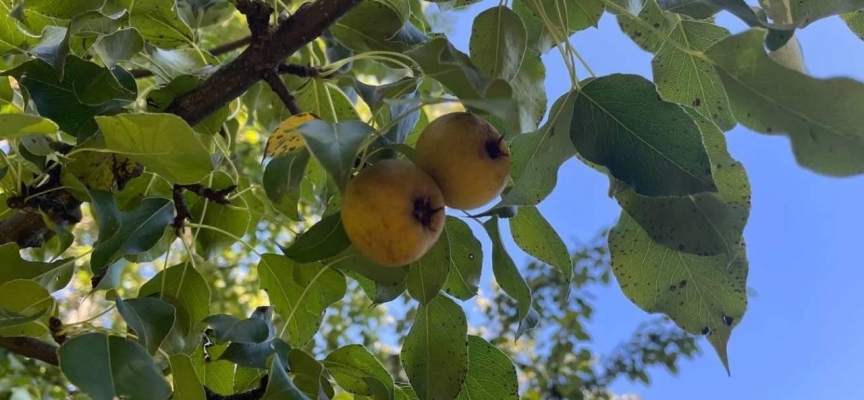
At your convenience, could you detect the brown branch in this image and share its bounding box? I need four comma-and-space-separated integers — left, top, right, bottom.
277, 63, 321, 78
0, 337, 60, 366
262, 69, 302, 115
167, 0, 363, 126
235, 0, 274, 40
130, 36, 253, 79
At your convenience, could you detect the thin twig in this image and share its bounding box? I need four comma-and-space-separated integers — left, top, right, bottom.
262, 69, 302, 115
235, 0, 275, 40
277, 63, 321, 78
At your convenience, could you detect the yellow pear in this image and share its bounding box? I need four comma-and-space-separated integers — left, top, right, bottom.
340, 159, 445, 267
415, 112, 511, 210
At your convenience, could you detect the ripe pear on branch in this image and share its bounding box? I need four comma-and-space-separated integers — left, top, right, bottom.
415, 112, 511, 210
340, 159, 445, 267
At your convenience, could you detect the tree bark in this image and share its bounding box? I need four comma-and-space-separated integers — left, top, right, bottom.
0, 337, 60, 366
167, 0, 362, 126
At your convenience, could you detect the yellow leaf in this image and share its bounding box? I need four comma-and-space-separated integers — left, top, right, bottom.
264, 112, 319, 158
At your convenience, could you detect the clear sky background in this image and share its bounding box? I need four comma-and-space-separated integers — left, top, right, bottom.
434, 2, 864, 399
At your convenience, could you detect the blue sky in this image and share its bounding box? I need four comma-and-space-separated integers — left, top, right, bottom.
438, 2, 864, 399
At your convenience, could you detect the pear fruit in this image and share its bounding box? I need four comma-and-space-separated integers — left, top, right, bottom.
415, 112, 511, 210
340, 159, 445, 267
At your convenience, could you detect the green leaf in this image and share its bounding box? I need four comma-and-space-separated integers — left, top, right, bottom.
0, 308, 47, 330
116, 296, 176, 355
2, 57, 135, 135
571, 74, 717, 196
784, 0, 864, 26
120, 0, 194, 48
263, 149, 310, 207
96, 113, 213, 184
616, 111, 750, 258
295, 80, 359, 123
617, 0, 676, 53
263, 355, 310, 400
705, 29, 864, 176
178, 0, 235, 29
28, 26, 69, 75
0, 243, 74, 292
59, 333, 171, 400
395, 384, 420, 400
406, 37, 514, 102
199, 344, 235, 395
498, 91, 576, 207
401, 295, 468, 400
609, 212, 748, 372
281, 212, 350, 263
332, 249, 409, 289
90, 197, 174, 272
515, 0, 604, 53
484, 217, 538, 337
407, 229, 450, 305
0, 6, 38, 55
510, 50, 547, 133
169, 354, 206, 400
455, 336, 519, 400
203, 314, 270, 344
469, 6, 527, 82
652, 19, 735, 131
192, 172, 250, 259
510, 206, 572, 279
656, 0, 721, 19
441, 217, 482, 301
139, 263, 211, 341
24, 0, 103, 18
257, 254, 347, 347
323, 344, 395, 398
93, 28, 145, 68
330, 0, 416, 53
296, 120, 373, 191
288, 348, 333, 399
842, 9, 864, 40
0, 280, 55, 337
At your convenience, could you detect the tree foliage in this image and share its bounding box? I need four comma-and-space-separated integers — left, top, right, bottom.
0, 0, 862, 398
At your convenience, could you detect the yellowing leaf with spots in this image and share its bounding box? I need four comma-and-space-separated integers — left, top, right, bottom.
264, 112, 319, 158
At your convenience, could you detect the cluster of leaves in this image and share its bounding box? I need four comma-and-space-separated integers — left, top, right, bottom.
1, 0, 864, 398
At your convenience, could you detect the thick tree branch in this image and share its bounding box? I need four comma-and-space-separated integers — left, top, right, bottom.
167, 0, 362, 126
0, 337, 60, 366
262, 69, 302, 115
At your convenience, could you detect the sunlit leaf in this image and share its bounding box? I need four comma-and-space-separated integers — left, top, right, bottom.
441, 217, 482, 301
470, 6, 527, 82
401, 295, 468, 400
323, 344, 394, 397
705, 29, 864, 176
257, 254, 347, 347
510, 206, 572, 279
0, 243, 74, 292
652, 18, 735, 130
265, 113, 317, 158
484, 217, 539, 337
0, 280, 55, 337
609, 212, 747, 372
96, 113, 213, 184
170, 354, 206, 400
455, 336, 519, 400
120, 0, 194, 48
